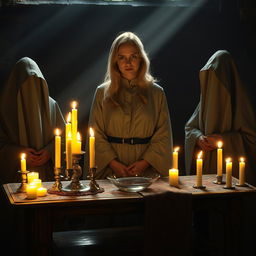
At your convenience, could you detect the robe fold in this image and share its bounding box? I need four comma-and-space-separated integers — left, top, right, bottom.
185, 50, 256, 185
0, 57, 65, 183
84, 79, 173, 179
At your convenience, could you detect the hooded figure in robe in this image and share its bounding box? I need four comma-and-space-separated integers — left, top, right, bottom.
0, 57, 65, 183
84, 32, 173, 179
185, 50, 256, 185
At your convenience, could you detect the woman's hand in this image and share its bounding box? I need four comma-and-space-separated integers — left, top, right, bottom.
23, 148, 50, 167
197, 134, 222, 152
109, 159, 129, 177
127, 160, 150, 176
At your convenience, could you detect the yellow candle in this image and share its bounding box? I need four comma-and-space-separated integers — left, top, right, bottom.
89, 127, 95, 168
37, 187, 47, 197
55, 128, 61, 168
239, 157, 245, 185
73, 132, 82, 154
33, 178, 42, 189
26, 184, 37, 199
217, 141, 223, 176
65, 112, 71, 140
169, 168, 179, 187
225, 158, 232, 188
172, 147, 179, 169
196, 151, 203, 187
71, 101, 78, 144
66, 132, 72, 169
27, 172, 39, 184
20, 153, 26, 172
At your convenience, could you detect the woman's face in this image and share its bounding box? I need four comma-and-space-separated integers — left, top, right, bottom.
116, 43, 141, 81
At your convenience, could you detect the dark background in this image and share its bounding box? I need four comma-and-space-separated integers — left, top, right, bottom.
0, 0, 255, 172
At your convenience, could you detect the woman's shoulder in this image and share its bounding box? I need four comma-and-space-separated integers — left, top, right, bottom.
148, 82, 165, 94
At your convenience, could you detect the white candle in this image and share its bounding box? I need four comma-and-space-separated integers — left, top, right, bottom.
169, 169, 179, 187
27, 172, 39, 184
217, 141, 223, 176
26, 184, 37, 199
33, 178, 42, 189
225, 158, 232, 188
37, 187, 47, 197
196, 151, 203, 187
55, 128, 61, 168
239, 157, 245, 185
20, 153, 26, 172
172, 147, 179, 170
89, 127, 95, 168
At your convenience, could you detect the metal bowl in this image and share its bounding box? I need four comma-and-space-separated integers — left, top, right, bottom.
107, 173, 160, 192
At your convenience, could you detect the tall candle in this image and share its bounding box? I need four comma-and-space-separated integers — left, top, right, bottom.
55, 128, 61, 168
196, 151, 203, 187
239, 157, 245, 185
225, 158, 232, 188
71, 101, 78, 144
73, 132, 82, 154
217, 141, 223, 176
169, 168, 179, 187
172, 147, 180, 170
65, 112, 71, 140
89, 127, 95, 168
20, 153, 26, 172
66, 132, 72, 169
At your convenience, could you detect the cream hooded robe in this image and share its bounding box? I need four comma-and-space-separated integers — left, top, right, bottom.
84, 79, 173, 179
185, 50, 256, 185
0, 57, 65, 183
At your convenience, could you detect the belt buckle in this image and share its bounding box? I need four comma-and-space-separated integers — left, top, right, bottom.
122, 138, 125, 144
130, 138, 134, 145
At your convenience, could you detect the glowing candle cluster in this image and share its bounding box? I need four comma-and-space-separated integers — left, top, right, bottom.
26, 171, 47, 199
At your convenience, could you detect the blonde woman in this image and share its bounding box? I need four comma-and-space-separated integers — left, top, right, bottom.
86, 32, 173, 179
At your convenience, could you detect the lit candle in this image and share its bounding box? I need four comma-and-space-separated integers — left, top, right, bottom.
239, 157, 245, 186
55, 128, 61, 168
217, 141, 223, 177
33, 178, 42, 189
73, 132, 82, 154
172, 147, 180, 169
27, 172, 39, 184
71, 101, 78, 145
196, 151, 203, 187
89, 127, 95, 168
20, 153, 26, 172
225, 158, 232, 188
26, 184, 37, 199
65, 112, 71, 141
169, 168, 179, 187
37, 187, 47, 197
66, 132, 72, 169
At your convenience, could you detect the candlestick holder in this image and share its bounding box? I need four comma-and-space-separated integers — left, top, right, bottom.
89, 167, 104, 193
49, 167, 63, 192
62, 151, 90, 192
235, 183, 248, 187
213, 175, 225, 185
223, 185, 235, 189
193, 185, 206, 189
17, 170, 29, 193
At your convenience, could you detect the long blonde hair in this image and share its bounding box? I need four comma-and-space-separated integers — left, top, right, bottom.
103, 32, 155, 105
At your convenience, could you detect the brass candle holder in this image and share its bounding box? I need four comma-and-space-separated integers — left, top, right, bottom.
62, 151, 90, 192
49, 167, 63, 192
89, 166, 103, 193
213, 175, 225, 185
17, 169, 29, 193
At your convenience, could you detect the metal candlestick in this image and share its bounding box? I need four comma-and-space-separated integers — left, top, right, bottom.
213, 175, 225, 185
49, 167, 63, 192
89, 167, 103, 192
17, 170, 29, 193
193, 185, 206, 189
62, 151, 90, 192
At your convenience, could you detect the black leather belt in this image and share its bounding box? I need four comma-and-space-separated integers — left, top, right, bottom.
107, 135, 151, 145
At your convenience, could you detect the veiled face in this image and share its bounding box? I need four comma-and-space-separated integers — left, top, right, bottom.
116, 43, 141, 81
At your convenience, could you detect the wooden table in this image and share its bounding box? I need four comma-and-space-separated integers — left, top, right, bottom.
3, 174, 256, 256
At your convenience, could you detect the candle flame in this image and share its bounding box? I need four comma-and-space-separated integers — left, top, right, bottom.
55, 128, 60, 136
71, 101, 77, 109
174, 147, 180, 152
89, 127, 94, 137
197, 151, 203, 159
240, 157, 245, 162
68, 131, 72, 138
226, 157, 232, 163
217, 141, 223, 148
77, 132, 81, 141
66, 112, 71, 123
21, 153, 26, 160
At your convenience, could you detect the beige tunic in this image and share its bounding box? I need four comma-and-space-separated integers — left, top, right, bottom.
185, 50, 256, 185
84, 79, 173, 179
0, 57, 65, 183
